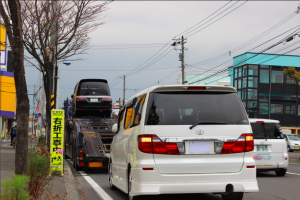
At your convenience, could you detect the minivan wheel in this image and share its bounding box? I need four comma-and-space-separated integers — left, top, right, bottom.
275, 168, 287, 176
108, 161, 116, 190
128, 169, 143, 200
221, 192, 244, 200
287, 146, 293, 152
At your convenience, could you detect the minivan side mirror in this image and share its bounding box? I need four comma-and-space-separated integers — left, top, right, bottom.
112, 124, 118, 133
71, 94, 74, 99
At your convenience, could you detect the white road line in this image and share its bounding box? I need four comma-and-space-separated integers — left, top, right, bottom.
289, 163, 300, 166
79, 171, 113, 200
79, 171, 87, 176
286, 172, 300, 176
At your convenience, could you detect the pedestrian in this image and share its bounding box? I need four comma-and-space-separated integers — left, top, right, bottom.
10, 126, 17, 146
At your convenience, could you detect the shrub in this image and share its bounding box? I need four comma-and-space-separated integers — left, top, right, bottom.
1, 174, 30, 200
27, 149, 51, 199
38, 135, 46, 145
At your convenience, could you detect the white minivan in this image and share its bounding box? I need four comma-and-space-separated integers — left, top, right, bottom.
249, 119, 288, 176
110, 85, 258, 200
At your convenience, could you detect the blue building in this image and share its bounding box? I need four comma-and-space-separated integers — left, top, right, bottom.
229, 52, 300, 127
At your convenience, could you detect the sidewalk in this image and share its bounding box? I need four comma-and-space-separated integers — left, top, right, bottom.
0, 138, 83, 199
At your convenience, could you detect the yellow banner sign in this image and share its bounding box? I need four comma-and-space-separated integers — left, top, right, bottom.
1, 24, 8, 69
50, 109, 65, 176
0, 24, 7, 51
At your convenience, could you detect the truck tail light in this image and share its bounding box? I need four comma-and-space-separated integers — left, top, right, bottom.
76, 97, 86, 101
102, 98, 111, 100
221, 134, 254, 154
138, 135, 180, 155
79, 149, 84, 158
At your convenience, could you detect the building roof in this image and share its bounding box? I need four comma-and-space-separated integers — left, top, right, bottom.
232, 52, 300, 68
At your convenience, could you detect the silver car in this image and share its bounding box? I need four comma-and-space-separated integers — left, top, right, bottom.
283, 133, 300, 152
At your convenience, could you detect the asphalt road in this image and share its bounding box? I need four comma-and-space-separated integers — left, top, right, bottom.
67, 153, 300, 200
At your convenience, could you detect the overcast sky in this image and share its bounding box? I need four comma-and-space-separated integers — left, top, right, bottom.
24, 1, 300, 110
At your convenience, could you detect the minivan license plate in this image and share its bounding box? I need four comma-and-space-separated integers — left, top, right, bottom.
257, 145, 268, 152
90, 98, 98, 102
190, 141, 210, 153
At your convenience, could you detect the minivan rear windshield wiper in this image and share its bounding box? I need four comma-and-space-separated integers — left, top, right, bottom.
189, 121, 227, 129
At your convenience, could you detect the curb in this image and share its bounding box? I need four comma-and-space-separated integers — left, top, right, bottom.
64, 160, 82, 200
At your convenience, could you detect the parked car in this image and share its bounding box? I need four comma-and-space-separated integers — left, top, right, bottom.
282, 133, 300, 152
249, 119, 288, 176
109, 85, 258, 200
71, 79, 112, 117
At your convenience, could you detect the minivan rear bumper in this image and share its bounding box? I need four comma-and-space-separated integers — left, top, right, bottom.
130, 166, 259, 196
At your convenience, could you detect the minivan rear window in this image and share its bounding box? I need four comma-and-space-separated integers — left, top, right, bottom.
250, 123, 282, 139
78, 81, 110, 96
145, 92, 248, 125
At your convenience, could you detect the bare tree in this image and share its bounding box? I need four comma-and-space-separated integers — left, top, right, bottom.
0, 0, 29, 175
19, 0, 112, 146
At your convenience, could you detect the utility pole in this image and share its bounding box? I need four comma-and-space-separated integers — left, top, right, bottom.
123, 75, 126, 107
181, 36, 185, 85
32, 85, 35, 135
268, 66, 272, 119
172, 36, 187, 85
51, 0, 60, 109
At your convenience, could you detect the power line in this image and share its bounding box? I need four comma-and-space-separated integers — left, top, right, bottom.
189, 14, 298, 67
195, 39, 300, 85
185, 1, 248, 38
206, 46, 300, 85
175, 1, 233, 37
112, 1, 245, 79
187, 27, 300, 83
60, 66, 181, 72
126, 48, 174, 77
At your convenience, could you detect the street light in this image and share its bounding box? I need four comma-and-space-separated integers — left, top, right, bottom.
63, 62, 71, 66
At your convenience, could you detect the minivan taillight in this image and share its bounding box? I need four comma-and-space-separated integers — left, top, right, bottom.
138, 135, 180, 155
76, 97, 86, 101
221, 134, 254, 154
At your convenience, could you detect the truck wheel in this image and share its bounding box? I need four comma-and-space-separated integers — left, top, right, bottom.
275, 168, 286, 176
108, 161, 116, 190
221, 192, 244, 200
72, 145, 83, 171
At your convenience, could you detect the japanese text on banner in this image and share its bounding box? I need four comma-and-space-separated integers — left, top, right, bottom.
50, 109, 64, 176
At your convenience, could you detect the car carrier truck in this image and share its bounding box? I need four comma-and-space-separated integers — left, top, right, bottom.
64, 79, 117, 170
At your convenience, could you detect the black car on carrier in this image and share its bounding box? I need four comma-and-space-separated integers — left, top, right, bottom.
71, 79, 112, 117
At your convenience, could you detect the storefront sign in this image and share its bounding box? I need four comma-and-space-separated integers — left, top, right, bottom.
0, 24, 8, 70
50, 109, 64, 176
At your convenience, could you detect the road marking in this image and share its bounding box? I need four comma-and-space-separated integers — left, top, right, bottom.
79, 171, 113, 200
286, 172, 300, 176
79, 171, 87, 176
289, 163, 300, 166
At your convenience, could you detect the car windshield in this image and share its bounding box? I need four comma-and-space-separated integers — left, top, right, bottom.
251, 123, 282, 139
145, 92, 248, 125
78, 81, 110, 96
287, 135, 300, 141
